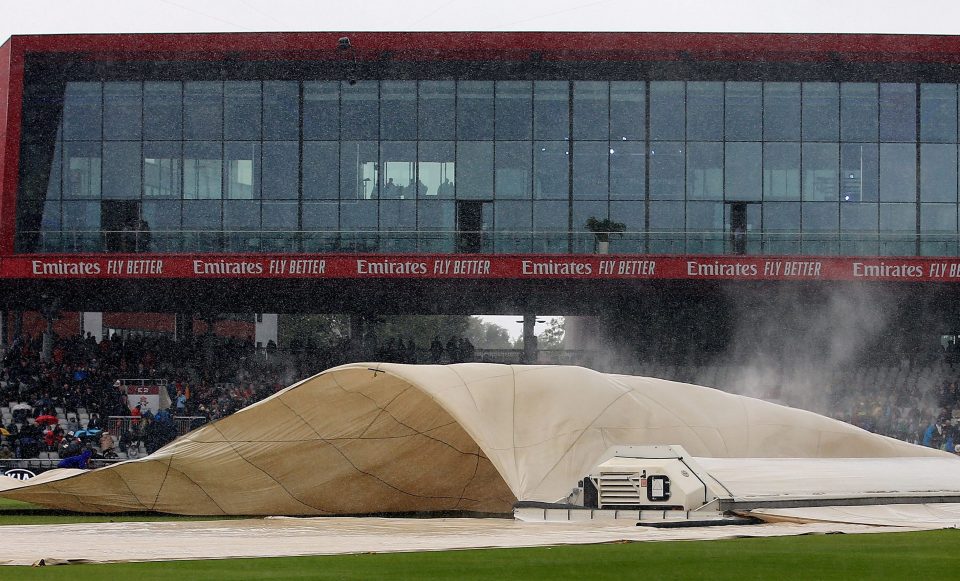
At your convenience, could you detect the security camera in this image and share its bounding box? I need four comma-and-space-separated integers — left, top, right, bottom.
338, 37, 351, 51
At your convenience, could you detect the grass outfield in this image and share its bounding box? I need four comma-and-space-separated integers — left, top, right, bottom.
3, 499, 960, 579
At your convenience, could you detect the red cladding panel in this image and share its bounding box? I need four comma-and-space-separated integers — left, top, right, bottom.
0, 38, 15, 256
12, 32, 960, 65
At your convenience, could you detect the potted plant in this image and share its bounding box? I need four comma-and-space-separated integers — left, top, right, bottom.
585, 217, 626, 254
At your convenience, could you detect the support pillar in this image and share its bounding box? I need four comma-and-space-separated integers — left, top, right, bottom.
522, 314, 539, 364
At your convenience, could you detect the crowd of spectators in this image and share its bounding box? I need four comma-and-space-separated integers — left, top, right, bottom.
0, 330, 296, 460
4, 327, 960, 464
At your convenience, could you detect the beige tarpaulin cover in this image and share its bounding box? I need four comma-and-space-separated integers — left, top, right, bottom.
0, 363, 951, 515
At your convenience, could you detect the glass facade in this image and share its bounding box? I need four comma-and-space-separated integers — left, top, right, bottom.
18, 77, 960, 255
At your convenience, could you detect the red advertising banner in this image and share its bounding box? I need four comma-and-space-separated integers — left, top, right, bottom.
3, 254, 960, 283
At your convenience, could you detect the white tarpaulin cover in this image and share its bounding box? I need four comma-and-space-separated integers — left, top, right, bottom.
0, 363, 953, 515
0, 517, 931, 566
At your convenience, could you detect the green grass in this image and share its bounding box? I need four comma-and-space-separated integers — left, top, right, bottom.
3, 527, 959, 579
3, 498, 959, 579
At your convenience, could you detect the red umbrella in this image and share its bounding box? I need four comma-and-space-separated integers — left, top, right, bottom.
35, 414, 59, 426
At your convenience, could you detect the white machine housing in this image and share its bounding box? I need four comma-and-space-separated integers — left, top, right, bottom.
581, 445, 723, 511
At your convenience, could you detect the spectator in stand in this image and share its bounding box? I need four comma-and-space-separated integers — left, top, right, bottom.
87, 412, 103, 431
429, 336, 444, 364
99, 431, 117, 459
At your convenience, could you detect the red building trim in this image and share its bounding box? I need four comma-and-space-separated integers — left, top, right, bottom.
9, 32, 960, 64
0, 37, 20, 256
2, 253, 959, 283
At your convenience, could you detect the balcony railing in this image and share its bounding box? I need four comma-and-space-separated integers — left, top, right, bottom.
13, 229, 949, 257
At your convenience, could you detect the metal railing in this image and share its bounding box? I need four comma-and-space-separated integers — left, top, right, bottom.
106, 415, 208, 440
14, 229, 947, 257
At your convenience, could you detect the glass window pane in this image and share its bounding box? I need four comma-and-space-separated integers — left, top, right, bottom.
182, 200, 221, 229
573, 81, 608, 140
418, 200, 455, 230
686, 82, 723, 141
763, 142, 800, 200
262, 201, 298, 230
650, 81, 684, 140
802, 83, 839, 141
573, 200, 608, 241
419, 81, 455, 140
763, 82, 800, 141
224, 142, 259, 200
880, 203, 915, 230
63, 142, 101, 199
572, 141, 608, 200
303, 81, 339, 140
687, 201, 723, 232
63, 82, 101, 141
303, 141, 339, 200
419, 141, 455, 198
223, 200, 260, 230
921, 203, 957, 231
725, 82, 761, 141
144, 82, 181, 140
46, 139, 62, 200
262, 141, 298, 199
184, 142, 222, 200
841, 203, 878, 231
610, 142, 645, 199
497, 81, 533, 140
649, 201, 684, 230
456, 141, 493, 199
921, 84, 957, 143
725, 142, 761, 200
921, 144, 958, 202
880, 83, 916, 142
142, 200, 180, 236
379, 199, 416, 229
764, 202, 800, 231
802, 143, 838, 201
380, 141, 417, 199
649, 142, 684, 200
534, 81, 569, 140
340, 141, 378, 199
802, 202, 838, 231
840, 83, 878, 142
340, 199, 378, 229
381, 81, 417, 140
62, 201, 101, 230
534, 141, 568, 200
608, 200, 644, 252
263, 81, 299, 140
533, 200, 569, 252
880, 203, 915, 232
224, 81, 261, 140
687, 142, 723, 200
184, 82, 222, 140
103, 82, 141, 140
102, 141, 141, 199
143, 142, 181, 198
341, 81, 378, 140
880, 143, 916, 202
610, 81, 645, 141
458, 81, 494, 140
302, 201, 339, 229
495, 200, 531, 229
763, 202, 800, 254
840, 143, 879, 202
495, 141, 532, 200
